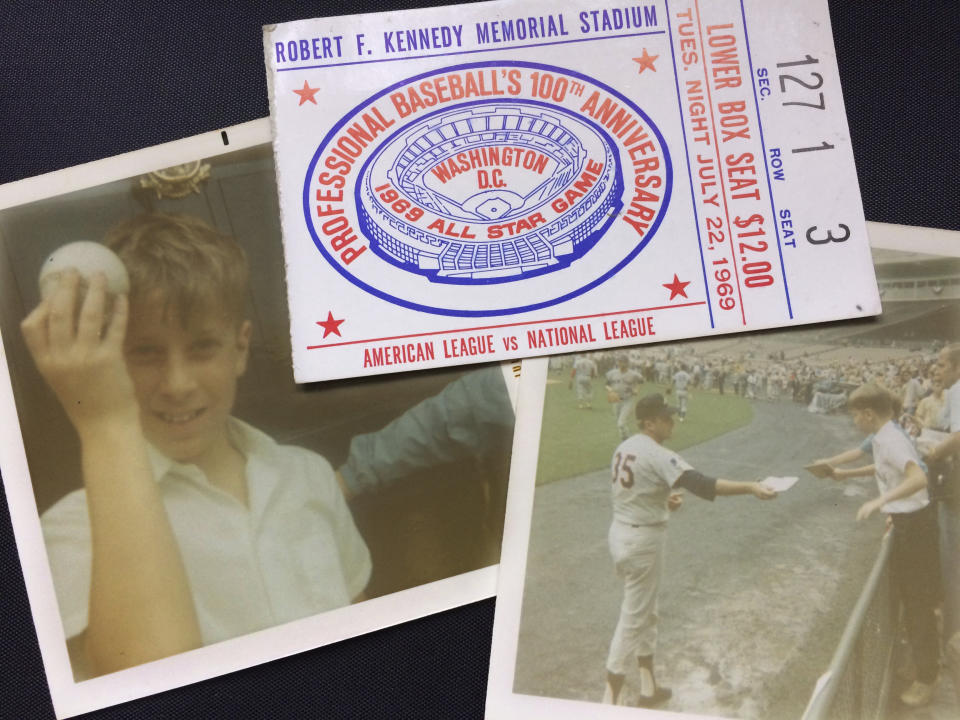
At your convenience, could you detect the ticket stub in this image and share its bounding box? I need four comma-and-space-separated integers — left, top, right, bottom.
264, 0, 880, 383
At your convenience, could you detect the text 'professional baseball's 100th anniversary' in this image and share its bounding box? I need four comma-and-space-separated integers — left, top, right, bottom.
265, 0, 879, 382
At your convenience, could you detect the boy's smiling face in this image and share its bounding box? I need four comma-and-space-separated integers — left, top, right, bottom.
123, 294, 251, 467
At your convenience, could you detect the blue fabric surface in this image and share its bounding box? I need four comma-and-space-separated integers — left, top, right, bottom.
0, 2, 957, 718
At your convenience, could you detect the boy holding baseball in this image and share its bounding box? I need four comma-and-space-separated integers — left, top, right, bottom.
24, 214, 370, 678
814, 383, 940, 706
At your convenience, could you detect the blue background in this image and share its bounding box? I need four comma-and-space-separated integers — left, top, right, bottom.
0, 2, 957, 718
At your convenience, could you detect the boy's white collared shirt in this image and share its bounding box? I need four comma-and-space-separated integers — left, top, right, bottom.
40, 418, 371, 669
871, 419, 929, 515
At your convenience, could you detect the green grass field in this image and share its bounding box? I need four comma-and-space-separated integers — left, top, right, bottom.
535, 373, 755, 485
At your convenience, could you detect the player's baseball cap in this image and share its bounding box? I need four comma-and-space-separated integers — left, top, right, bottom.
634, 393, 678, 421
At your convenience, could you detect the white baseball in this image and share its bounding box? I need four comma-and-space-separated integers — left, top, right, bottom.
38, 241, 130, 300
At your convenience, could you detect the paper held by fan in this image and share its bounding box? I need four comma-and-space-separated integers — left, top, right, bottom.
263, 0, 881, 383
804, 462, 834, 479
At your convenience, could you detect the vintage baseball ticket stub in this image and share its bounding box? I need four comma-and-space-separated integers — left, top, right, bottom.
264, 0, 880, 383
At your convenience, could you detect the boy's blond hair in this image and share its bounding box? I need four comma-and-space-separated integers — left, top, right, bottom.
104, 214, 249, 327
847, 382, 896, 416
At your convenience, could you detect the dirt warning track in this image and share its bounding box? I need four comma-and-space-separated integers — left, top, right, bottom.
514, 400, 884, 718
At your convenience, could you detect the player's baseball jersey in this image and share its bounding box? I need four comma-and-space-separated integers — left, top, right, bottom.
673, 370, 691, 393
610, 433, 692, 526
574, 356, 596, 380
605, 367, 643, 399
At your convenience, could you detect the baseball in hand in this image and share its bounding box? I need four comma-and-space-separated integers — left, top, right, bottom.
38, 242, 130, 300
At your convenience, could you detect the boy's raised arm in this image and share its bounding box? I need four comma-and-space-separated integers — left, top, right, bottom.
21, 272, 200, 674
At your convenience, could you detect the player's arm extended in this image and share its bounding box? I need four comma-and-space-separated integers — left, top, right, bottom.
714, 479, 777, 499
22, 273, 200, 674
339, 365, 514, 496
674, 470, 775, 501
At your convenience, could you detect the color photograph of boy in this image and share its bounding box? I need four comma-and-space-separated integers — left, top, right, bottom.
0, 144, 514, 681
23, 214, 371, 677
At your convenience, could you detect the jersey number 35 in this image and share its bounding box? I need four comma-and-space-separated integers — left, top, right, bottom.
612, 452, 636, 488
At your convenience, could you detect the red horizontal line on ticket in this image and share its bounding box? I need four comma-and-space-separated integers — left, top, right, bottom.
306, 301, 706, 350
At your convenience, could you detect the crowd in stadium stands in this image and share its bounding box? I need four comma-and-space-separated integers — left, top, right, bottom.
555, 339, 959, 708
554, 340, 949, 428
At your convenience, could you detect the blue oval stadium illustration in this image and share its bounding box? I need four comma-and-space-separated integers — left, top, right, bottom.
355, 100, 624, 284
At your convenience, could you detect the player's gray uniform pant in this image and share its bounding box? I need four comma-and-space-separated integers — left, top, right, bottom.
613, 399, 634, 439
576, 379, 592, 402
676, 390, 688, 416
606, 520, 666, 675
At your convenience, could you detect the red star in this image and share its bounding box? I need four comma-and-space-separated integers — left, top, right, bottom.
293, 80, 320, 106
663, 274, 691, 300
633, 49, 659, 74
317, 311, 345, 338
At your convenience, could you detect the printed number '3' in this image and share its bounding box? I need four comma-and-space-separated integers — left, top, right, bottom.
806, 223, 850, 245
612, 452, 636, 488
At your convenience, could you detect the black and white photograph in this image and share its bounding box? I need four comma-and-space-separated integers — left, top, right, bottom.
0, 122, 516, 717
487, 224, 960, 720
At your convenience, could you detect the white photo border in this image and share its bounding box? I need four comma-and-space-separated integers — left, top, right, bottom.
0, 119, 516, 718
485, 221, 960, 720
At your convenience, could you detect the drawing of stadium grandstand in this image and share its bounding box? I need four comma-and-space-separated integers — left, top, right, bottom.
357, 102, 623, 284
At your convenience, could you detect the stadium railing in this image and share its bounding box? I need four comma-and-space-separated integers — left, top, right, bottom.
801, 532, 897, 720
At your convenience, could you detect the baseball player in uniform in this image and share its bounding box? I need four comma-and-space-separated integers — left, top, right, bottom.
606, 355, 645, 439
572, 354, 598, 409
603, 393, 777, 707
671, 366, 692, 421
